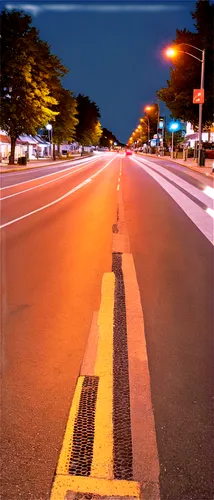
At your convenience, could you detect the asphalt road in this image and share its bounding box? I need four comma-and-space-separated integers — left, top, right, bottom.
123, 155, 214, 500
1, 152, 213, 500
1, 153, 119, 500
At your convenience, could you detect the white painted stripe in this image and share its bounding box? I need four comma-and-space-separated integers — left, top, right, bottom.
206, 208, 214, 218
136, 156, 213, 209
0, 160, 102, 201
117, 184, 120, 191
0, 156, 116, 229
203, 186, 214, 200
0, 155, 106, 190
131, 157, 214, 245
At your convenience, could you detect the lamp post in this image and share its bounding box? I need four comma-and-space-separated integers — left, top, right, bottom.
46, 123, 53, 158
144, 106, 152, 150
165, 44, 205, 166
145, 104, 160, 152
156, 98, 160, 149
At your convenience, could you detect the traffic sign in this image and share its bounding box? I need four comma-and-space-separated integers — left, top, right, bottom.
193, 89, 204, 104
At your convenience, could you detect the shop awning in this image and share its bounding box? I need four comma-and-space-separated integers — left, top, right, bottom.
0, 134, 10, 144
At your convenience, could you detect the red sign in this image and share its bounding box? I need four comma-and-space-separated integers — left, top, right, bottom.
193, 89, 204, 104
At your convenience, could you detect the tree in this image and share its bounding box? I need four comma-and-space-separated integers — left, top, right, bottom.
51, 89, 79, 154
99, 127, 119, 148
75, 94, 101, 146
157, 0, 214, 129
91, 121, 103, 146
0, 9, 67, 163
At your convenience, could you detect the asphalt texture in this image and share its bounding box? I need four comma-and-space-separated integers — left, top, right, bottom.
123, 156, 214, 500
0, 156, 96, 188
1, 153, 118, 500
1, 152, 213, 500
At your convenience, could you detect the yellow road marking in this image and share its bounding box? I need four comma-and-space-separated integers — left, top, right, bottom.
50, 272, 117, 499
56, 377, 84, 474
51, 476, 140, 500
92, 272, 115, 478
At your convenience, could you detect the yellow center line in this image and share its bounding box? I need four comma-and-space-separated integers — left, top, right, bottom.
91, 272, 115, 478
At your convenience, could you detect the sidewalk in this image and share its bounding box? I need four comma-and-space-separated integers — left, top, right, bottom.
0, 155, 83, 174
137, 153, 214, 179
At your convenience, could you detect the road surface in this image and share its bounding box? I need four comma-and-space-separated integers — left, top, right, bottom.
1, 152, 213, 500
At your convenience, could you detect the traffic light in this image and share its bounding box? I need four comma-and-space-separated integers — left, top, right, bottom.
158, 117, 164, 131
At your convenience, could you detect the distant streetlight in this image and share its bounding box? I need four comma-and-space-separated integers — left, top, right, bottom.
169, 121, 180, 159
144, 103, 160, 150
165, 43, 205, 166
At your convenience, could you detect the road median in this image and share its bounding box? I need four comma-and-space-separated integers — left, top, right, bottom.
50, 170, 160, 499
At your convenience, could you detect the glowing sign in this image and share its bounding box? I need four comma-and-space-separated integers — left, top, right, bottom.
193, 89, 204, 104
168, 121, 180, 132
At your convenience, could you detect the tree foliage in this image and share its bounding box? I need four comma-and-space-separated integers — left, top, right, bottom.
90, 121, 103, 146
0, 9, 67, 163
75, 94, 101, 145
52, 89, 79, 147
157, 0, 214, 128
99, 128, 118, 148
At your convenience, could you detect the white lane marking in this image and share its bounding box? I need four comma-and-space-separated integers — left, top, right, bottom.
203, 186, 214, 200
0, 159, 104, 201
117, 184, 120, 191
135, 156, 213, 209
0, 156, 116, 229
206, 208, 214, 218
131, 157, 214, 245
0, 155, 106, 190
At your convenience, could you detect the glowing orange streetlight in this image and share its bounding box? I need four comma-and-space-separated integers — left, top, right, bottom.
165, 47, 178, 58
164, 42, 205, 165
145, 106, 152, 112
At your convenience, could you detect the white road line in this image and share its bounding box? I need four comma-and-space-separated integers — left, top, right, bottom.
131, 157, 214, 245
0, 160, 102, 201
117, 184, 120, 191
203, 186, 214, 200
0, 156, 116, 229
206, 208, 214, 218
135, 156, 213, 209
0, 155, 106, 190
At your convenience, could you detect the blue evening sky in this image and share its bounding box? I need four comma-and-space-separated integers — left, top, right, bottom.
5, 1, 196, 142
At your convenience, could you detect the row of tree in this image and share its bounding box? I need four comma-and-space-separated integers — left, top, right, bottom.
157, 0, 213, 130
1, 9, 119, 164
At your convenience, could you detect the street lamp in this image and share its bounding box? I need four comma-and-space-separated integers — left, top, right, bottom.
165, 43, 205, 166
169, 121, 180, 159
46, 123, 53, 158
144, 103, 160, 151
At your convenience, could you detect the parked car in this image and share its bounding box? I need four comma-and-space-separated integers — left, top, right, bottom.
125, 150, 133, 156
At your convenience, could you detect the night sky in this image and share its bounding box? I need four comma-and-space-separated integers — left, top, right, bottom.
5, 0, 196, 143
